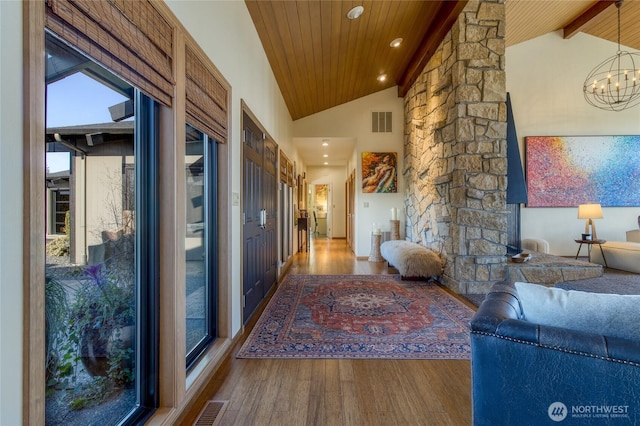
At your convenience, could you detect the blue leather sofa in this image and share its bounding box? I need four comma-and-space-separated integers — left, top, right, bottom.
470, 281, 640, 425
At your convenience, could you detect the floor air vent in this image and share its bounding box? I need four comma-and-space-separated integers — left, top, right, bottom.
194, 400, 228, 426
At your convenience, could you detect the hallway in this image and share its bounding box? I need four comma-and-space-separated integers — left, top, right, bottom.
290, 238, 394, 275
183, 239, 472, 425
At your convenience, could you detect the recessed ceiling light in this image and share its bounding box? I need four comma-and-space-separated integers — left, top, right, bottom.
324, 162, 329, 165
323, 154, 328, 158
346, 5, 364, 20
322, 142, 329, 147
377, 74, 387, 82
390, 38, 403, 48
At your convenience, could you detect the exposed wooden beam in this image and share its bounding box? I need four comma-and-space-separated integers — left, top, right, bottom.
398, 0, 468, 98
563, 0, 616, 39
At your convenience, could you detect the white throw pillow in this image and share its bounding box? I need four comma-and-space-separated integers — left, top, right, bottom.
515, 281, 640, 342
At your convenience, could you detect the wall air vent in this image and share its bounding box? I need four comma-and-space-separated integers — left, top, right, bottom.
372, 112, 392, 133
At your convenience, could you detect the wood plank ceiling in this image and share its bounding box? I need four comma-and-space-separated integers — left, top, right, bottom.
247, 0, 640, 122
246, 0, 467, 120
506, 0, 640, 50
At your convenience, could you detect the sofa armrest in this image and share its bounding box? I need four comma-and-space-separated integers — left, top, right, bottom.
470, 281, 640, 365
469, 281, 522, 332
470, 281, 640, 425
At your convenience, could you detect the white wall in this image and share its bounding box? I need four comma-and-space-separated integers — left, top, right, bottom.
293, 87, 405, 256
165, 0, 294, 333
0, 1, 24, 423
306, 166, 347, 238
507, 31, 640, 256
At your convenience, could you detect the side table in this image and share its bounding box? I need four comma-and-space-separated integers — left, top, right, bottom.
297, 217, 309, 252
574, 239, 607, 267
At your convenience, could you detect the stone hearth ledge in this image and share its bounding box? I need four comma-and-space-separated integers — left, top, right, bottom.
505, 251, 603, 285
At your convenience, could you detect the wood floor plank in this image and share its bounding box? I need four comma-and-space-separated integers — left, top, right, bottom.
271, 360, 298, 413
223, 360, 263, 412
363, 360, 397, 415
296, 358, 314, 382
380, 360, 431, 425
370, 361, 410, 422
336, 359, 365, 426
324, 359, 344, 424
419, 360, 472, 424
392, 360, 448, 415
290, 373, 312, 424
182, 239, 473, 425
251, 361, 285, 423
306, 360, 328, 425
218, 409, 239, 426
225, 377, 266, 425
351, 361, 389, 426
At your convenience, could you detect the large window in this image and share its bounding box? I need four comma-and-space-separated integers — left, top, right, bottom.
185, 124, 218, 368
44, 32, 158, 424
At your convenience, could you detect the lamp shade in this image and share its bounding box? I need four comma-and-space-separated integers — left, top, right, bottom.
578, 203, 603, 219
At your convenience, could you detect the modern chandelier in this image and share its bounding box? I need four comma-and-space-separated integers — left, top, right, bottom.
583, 0, 640, 111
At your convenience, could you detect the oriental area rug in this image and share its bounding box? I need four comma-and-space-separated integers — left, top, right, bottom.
237, 274, 475, 360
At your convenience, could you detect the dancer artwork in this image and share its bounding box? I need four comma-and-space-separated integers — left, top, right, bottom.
361, 152, 397, 193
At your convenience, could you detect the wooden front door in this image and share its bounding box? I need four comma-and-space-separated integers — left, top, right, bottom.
242, 111, 277, 323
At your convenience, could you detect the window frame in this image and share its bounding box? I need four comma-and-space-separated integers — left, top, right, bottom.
185, 129, 219, 370
127, 90, 160, 423
42, 33, 161, 422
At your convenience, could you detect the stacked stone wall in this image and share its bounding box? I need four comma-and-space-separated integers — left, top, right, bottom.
403, 0, 507, 294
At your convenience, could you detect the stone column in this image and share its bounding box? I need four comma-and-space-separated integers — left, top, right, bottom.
403, 0, 507, 295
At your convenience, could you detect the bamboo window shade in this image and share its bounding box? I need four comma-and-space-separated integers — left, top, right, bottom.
185, 45, 228, 143
45, 0, 175, 107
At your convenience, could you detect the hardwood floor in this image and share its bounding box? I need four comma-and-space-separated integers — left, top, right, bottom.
183, 238, 472, 426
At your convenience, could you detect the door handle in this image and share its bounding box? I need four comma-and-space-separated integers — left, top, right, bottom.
260, 209, 266, 229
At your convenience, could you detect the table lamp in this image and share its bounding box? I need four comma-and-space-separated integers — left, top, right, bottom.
578, 203, 603, 241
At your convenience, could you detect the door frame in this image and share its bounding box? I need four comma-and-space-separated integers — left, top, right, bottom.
346, 170, 356, 250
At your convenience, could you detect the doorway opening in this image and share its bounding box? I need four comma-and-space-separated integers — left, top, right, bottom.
310, 184, 329, 238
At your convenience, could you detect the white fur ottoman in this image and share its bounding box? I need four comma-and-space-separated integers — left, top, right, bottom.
380, 240, 444, 279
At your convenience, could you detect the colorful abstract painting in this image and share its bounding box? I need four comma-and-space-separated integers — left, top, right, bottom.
525, 136, 640, 207
362, 152, 397, 193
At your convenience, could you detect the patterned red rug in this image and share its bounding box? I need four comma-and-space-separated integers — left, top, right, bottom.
237, 274, 475, 359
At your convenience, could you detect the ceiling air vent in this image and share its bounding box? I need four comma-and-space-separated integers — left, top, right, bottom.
372, 112, 392, 133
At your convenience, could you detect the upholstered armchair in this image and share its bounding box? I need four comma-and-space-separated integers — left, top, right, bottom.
470, 281, 640, 425
521, 237, 550, 253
